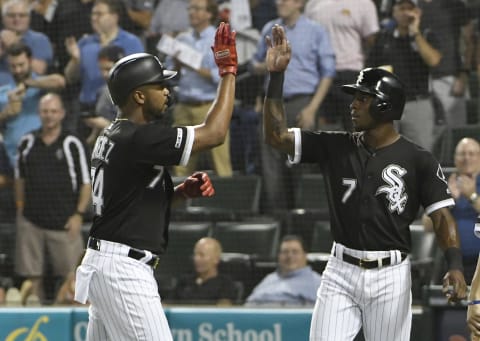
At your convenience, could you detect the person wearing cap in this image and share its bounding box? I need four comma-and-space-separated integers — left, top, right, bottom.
367, 0, 441, 152
262, 24, 466, 341
73, 22, 237, 340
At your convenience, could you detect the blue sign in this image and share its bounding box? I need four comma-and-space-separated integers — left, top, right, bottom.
0, 307, 313, 341
0, 308, 72, 341
168, 308, 311, 341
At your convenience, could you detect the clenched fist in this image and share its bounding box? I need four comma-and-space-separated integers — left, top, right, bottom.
212, 22, 237, 77
177, 172, 215, 199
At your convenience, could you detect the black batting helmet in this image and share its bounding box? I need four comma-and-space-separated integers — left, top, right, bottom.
341, 67, 406, 121
107, 53, 177, 106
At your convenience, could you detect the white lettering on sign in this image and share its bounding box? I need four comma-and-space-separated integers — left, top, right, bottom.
197, 322, 282, 341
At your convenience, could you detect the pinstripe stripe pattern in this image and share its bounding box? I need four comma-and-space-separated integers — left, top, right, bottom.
78, 245, 173, 341
310, 243, 411, 341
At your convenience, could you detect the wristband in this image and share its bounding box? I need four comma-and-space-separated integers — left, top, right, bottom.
16, 200, 24, 209
445, 247, 464, 271
74, 210, 85, 218
468, 300, 480, 305
266, 72, 284, 100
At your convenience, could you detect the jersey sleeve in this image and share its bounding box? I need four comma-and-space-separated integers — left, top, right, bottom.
64, 135, 91, 188
289, 129, 351, 166
14, 133, 35, 179
419, 152, 455, 215
132, 124, 194, 166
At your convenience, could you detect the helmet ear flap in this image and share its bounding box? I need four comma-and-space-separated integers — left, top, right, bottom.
370, 97, 391, 121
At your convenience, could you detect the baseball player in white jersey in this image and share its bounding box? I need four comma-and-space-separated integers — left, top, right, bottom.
262, 25, 467, 341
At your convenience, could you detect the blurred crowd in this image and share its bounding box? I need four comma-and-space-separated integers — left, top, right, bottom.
0, 0, 479, 311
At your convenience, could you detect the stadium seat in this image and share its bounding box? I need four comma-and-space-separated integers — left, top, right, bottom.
175, 175, 262, 222
294, 173, 329, 213
310, 220, 333, 253
155, 221, 212, 295
212, 221, 281, 260
282, 173, 330, 244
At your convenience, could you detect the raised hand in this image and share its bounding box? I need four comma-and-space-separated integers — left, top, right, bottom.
212, 22, 237, 77
265, 25, 291, 73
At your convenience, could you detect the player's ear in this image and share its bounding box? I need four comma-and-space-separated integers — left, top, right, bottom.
132, 90, 145, 105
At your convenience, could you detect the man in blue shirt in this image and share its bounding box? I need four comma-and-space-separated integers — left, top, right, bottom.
246, 235, 321, 306
64, 0, 144, 112
250, 0, 335, 211
168, 0, 233, 177
0, 0, 53, 75
0, 43, 65, 167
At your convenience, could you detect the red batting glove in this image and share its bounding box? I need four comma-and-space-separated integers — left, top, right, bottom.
177, 172, 215, 199
212, 22, 237, 77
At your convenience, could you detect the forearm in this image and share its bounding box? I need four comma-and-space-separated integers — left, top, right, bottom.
263, 72, 294, 155
414, 34, 442, 67
308, 77, 333, 113
126, 9, 152, 29
64, 59, 80, 84
461, 21, 475, 72
430, 208, 463, 271
470, 260, 480, 299
14, 178, 25, 212
192, 74, 236, 152
25, 74, 66, 90
75, 184, 92, 214
430, 208, 461, 250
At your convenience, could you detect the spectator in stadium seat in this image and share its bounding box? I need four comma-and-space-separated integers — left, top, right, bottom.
14, 93, 91, 304
446, 138, 480, 283
0, 43, 66, 168
245, 235, 321, 306
64, 0, 144, 117
172, 237, 236, 305
0, 0, 53, 75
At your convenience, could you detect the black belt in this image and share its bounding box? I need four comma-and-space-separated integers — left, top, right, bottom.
87, 237, 160, 269
335, 250, 408, 269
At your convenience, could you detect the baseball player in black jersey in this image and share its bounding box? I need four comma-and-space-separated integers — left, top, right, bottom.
74, 22, 237, 341
263, 25, 467, 341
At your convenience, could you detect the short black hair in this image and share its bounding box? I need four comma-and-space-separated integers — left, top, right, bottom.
94, 0, 123, 16
6, 42, 32, 58
98, 45, 125, 63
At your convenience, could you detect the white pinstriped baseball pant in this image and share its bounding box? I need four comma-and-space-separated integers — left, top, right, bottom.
310, 242, 412, 341
75, 241, 173, 341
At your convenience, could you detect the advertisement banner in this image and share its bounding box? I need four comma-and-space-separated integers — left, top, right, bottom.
0, 308, 72, 341
168, 308, 311, 341
0, 307, 312, 341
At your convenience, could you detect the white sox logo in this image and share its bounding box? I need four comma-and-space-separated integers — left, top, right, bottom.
376, 164, 408, 214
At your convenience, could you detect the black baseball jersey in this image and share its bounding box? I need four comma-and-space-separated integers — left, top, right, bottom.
89, 119, 194, 254
16, 129, 91, 230
290, 129, 454, 252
